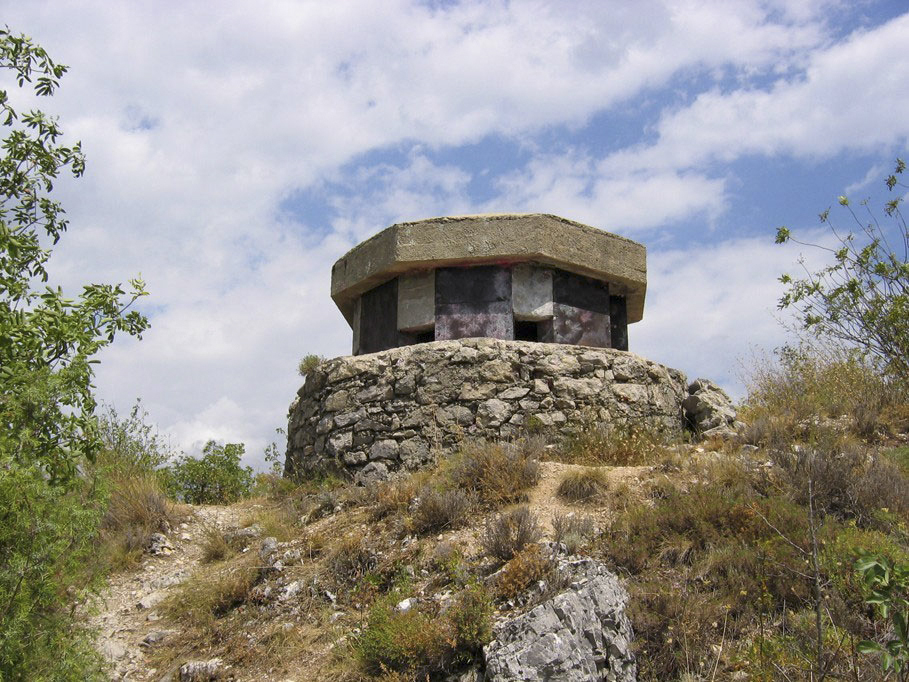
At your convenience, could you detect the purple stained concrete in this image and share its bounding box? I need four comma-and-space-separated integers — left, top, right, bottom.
540, 303, 611, 347
435, 266, 514, 341
352, 263, 630, 354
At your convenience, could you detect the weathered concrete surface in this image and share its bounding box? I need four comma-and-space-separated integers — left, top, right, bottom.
330, 214, 647, 325
397, 270, 434, 332
513, 263, 553, 321
285, 338, 687, 481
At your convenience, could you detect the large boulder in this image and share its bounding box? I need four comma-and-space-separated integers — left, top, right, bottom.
682, 378, 738, 438
484, 558, 636, 682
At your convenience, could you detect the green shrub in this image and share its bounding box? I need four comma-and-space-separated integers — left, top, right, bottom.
298, 353, 325, 376
447, 585, 494, 661
0, 464, 107, 680
856, 554, 909, 674
162, 440, 254, 504
357, 598, 449, 676
775, 159, 909, 385
357, 586, 493, 677
483, 506, 543, 562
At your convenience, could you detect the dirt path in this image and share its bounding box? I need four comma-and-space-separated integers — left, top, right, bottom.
528, 460, 651, 533
89, 505, 244, 681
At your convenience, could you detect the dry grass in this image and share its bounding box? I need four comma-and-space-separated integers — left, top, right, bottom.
556, 423, 672, 466
164, 553, 260, 630
368, 477, 421, 521
556, 468, 610, 504
551, 512, 596, 554
411, 487, 473, 535
327, 532, 378, 585
482, 506, 543, 562
99, 472, 177, 570
494, 544, 556, 601
448, 440, 541, 507
742, 344, 906, 443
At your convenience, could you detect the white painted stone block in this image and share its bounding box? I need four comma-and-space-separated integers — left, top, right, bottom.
398, 271, 435, 331
513, 264, 553, 320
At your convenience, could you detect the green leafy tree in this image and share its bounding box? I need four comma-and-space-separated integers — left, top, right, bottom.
775, 160, 908, 384
0, 28, 148, 679
163, 440, 254, 504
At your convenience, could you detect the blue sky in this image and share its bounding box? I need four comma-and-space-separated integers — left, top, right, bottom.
6, 0, 908, 468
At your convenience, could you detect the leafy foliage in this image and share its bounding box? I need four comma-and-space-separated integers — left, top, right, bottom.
0, 28, 148, 679
776, 159, 908, 384
162, 440, 254, 504
856, 554, 909, 675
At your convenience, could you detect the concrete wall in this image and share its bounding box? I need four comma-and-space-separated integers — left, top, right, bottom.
352, 263, 630, 355
285, 338, 688, 483
435, 266, 513, 341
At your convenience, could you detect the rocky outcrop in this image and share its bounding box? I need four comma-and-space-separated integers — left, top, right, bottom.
484, 558, 636, 682
683, 378, 739, 438
285, 338, 689, 481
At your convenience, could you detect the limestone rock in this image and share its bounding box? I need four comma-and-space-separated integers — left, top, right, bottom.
146, 533, 174, 556
484, 559, 636, 681
683, 378, 737, 437
179, 658, 222, 682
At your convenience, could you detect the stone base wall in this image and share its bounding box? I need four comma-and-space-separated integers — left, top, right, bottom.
285, 338, 689, 482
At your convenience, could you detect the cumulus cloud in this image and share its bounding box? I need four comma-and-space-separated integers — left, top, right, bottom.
3, 1, 905, 467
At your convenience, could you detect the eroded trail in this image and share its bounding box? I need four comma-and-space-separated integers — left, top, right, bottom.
89, 505, 244, 681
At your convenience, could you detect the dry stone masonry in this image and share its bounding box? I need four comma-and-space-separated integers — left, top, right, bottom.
285, 338, 692, 481
286, 214, 738, 481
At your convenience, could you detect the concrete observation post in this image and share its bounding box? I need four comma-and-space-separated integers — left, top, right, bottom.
330, 214, 647, 355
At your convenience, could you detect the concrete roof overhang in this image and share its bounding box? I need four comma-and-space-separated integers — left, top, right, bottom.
330, 214, 647, 326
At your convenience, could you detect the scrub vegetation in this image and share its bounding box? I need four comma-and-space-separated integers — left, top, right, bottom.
3, 25, 909, 682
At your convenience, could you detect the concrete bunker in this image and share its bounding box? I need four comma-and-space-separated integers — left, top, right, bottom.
331, 214, 647, 355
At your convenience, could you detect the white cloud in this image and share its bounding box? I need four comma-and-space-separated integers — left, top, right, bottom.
491, 151, 728, 232
3, 1, 905, 468
601, 11, 909, 175
635, 229, 838, 400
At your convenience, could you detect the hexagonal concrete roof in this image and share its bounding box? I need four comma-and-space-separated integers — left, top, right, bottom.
331, 214, 647, 324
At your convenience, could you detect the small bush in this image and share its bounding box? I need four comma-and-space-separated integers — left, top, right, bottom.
558, 423, 669, 466
298, 353, 325, 376
327, 533, 378, 584
495, 544, 556, 601
551, 512, 596, 554
412, 487, 473, 534
483, 506, 542, 562
162, 440, 254, 504
449, 440, 540, 507
99, 471, 175, 570
369, 477, 420, 521
556, 468, 609, 503
772, 443, 909, 527
357, 599, 449, 675
447, 585, 494, 660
